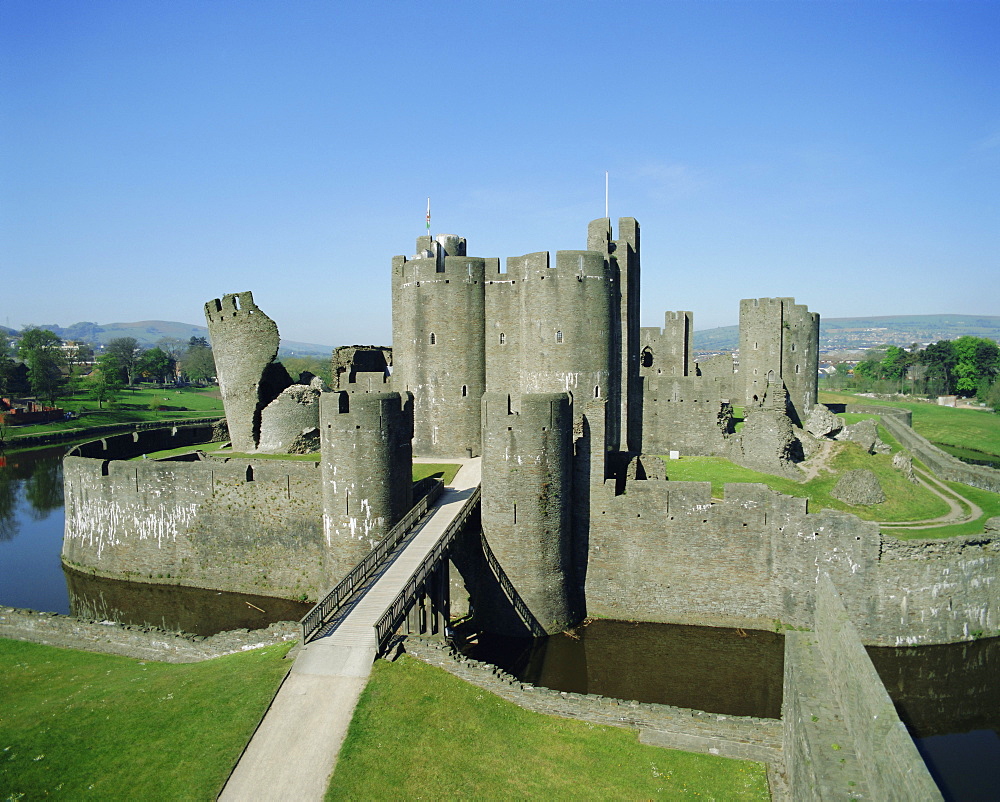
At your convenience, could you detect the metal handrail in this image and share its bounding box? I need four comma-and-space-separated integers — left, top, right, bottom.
374, 486, 481, 650
478, 531, 547, 638
301, 479, 444, 642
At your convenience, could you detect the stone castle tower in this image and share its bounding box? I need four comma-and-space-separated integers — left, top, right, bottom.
479, 392, 577, 636
319, 390, 413, 583
739, 297, 819, 426
391, 235, 488, 458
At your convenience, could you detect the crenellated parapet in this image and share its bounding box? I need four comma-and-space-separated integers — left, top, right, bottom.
391, 234, 488, 457
485, 240, 619, 448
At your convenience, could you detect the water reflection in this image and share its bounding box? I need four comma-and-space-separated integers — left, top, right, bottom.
65, 567, 312, 636
463, 619, 785, 719
0, 446, 70, 612
0, 444, 311, 634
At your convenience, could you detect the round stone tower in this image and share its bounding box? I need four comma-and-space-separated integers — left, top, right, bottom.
484, 245, 619, 449
391, 234, 488, 458
319, 390, 413, 585
478, 391, 578, 636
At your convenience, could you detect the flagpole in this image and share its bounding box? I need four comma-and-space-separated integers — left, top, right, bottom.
426, 197, 431, 238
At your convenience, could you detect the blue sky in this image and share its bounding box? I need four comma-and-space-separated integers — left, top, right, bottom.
2, 0, 998, 347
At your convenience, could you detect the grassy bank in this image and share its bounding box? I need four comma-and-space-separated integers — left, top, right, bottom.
0, 639, 291, 799
819, 390, 1000, 458
3, 386, 224, 443
327, 655, 770, 800
662, 441, 950, 525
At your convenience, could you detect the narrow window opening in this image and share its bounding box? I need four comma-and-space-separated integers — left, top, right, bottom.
513, 503, 517, 524
594, 385, 601, 398
245, 465, 254, 482
429, 332, 436, 345
499, 332, 506, 345
462, 385, 468, 397
555, 330, 563, 343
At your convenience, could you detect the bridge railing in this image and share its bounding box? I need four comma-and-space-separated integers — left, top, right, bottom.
301, 479, 444, 643
374, 485, 481, 652
478, 531, 547, 639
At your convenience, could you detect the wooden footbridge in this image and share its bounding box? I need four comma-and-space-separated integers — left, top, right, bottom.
221, 458, 483, 802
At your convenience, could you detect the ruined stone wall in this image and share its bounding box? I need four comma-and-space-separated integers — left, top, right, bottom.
331, 345, 392, 392
319, 391, 413, 585
641, 376, 735, 456
257, 382, 320, 453
739, 297, 818, 426
639, 311, 694, 381
62, 453, 326, 601
204, 291, 292, 452
479, 392, 578, 636
391, 235, 486, 458
584, 477, 998, 644
485, 247, 619, 450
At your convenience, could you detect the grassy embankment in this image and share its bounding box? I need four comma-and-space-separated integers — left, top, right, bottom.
819, 390, 1000, 458
3, 386, 225, 442
663, 400, 1000, 539
327, 654, 770, 800
0, 639, 292, 799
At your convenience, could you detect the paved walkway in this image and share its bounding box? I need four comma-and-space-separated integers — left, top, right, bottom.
220, 458, 481, 802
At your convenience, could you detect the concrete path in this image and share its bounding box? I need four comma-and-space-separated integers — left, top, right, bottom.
220, 458, 480, 802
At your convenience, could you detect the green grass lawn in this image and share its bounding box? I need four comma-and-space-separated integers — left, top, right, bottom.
0, 639, 291, 800
885, 482, 1000, 540
412, 462, 462, 485
819, 390, 1000, 458
5, 387, 224, 441
327, 655, 770, 800
661, 441, 950, 526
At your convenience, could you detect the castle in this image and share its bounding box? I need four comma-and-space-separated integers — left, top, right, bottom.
62, 218, 997, 648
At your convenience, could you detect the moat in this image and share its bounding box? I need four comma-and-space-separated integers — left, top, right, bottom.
2, 444, 998, 799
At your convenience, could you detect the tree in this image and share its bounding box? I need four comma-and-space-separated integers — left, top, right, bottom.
0, 339, 16, 397
86, 353, 125, 409
105, 337, 141, 385
155, 337, 187, 379
17, 327, 66, 406
183, 342, 216, 385
137, 347, 175, 384
918, 340, 957, 396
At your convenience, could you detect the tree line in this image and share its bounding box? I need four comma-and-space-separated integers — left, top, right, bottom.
834, 336, 1000, 409
0, 329, 217, 408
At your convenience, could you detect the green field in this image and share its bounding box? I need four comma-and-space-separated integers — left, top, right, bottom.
3, 386, 224, 442
662, 440, 950, 526
0, 639, 291, 800
819, 390, 1000, 458
327, 655, 770, 800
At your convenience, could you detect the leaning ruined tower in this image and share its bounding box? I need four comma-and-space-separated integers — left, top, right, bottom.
391, 235, 489, 457
739, 297, 819, 426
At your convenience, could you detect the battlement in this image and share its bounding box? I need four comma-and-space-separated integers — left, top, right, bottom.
490, 250, 611, 283
204, 291, 262, 324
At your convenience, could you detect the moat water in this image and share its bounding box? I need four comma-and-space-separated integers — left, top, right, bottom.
0, 445, 310, 634
2, 444, 998, 799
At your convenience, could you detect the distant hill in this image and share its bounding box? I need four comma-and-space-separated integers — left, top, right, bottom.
4, 320, 334, 357
694, 314, 1000, 354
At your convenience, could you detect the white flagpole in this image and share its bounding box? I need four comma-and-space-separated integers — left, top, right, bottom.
426, 197, 431, 237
